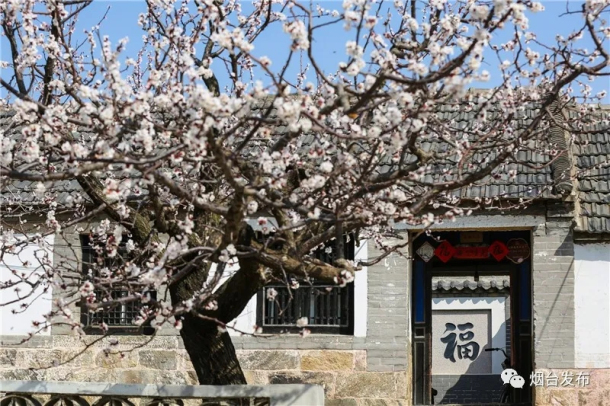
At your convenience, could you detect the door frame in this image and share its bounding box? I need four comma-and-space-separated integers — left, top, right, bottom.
411, 230, 533, 405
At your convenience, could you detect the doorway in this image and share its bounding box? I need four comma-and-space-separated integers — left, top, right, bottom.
412, 231, 532, 405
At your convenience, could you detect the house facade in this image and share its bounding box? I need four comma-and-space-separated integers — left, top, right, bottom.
2, 206, 609, 406
1, 107, 610, 406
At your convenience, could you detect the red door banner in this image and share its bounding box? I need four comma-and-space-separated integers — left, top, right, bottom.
454, 246, 490, 259
434, 241, 457, 263
488, 241, 509, 261
432, 241, 510, 262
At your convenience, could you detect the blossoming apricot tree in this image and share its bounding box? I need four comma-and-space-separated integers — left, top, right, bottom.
1, 0, 609, 384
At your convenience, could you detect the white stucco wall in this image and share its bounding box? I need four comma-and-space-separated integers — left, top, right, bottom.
574, 243, 610, 368
432, 297, 507, 374
0, 235, 54, 335
353, 239, 368, 337
210, 261, 258, 336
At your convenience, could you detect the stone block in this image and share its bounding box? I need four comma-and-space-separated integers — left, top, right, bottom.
366, 365, 396, 372
238, 350, 299, 370
325, 400, 358, 406
44, 368, 115, 383
268, 371, 336, 398
114, 369, 148, 384
395, 371, 408, 399
354, 350, 367, 371
578, 387, 610, 406
301, 351, 354, 371
0, 368, 43, 381
151, 371, 197, 385
115, 369, 191, 385
52, 335, 179, 350
244, 370, 269, 385
540, 388, 579, 406
0, 349, 17, 367
0, 335, 52, 348
177, 350, 194, 371
75, 368, 117, 383
39, 368, 77, 382
357, 400, 408, 406
95, 350, 138, 369
59, 349, 95, 368
16, 349, 63, 369
139, 350, 177, 370
335, 372, 396, 399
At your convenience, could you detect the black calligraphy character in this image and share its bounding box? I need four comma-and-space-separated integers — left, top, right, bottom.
456, 323, 480, 360
440, 322, 480, 362
457, 341, 480, 360
440, 323, 458, 362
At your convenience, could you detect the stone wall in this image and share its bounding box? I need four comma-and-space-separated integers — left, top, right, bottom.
533, 369, 610, 406
0, 335, 407, 405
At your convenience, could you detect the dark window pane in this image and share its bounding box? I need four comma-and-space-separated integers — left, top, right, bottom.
414, 260, 425, 323
80, 235, 155, 329
258, 235, 356, 334
262, 284, 351, 328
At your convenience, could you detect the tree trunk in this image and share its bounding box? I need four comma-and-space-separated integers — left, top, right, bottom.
180, 313, 247, 385
170, 224, 265, 387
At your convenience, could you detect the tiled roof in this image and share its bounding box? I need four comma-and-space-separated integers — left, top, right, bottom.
0, 179, 85, 206
426, 104, 556, 200
571, 109, 610, 234
0, 110, 88, 205
432, 278, 510, 293
2, 104, 610, 234
250, 101, 559, 200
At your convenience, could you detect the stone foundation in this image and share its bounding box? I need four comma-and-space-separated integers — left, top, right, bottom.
0, 336, 407, 405
533, 368, 610, 406
4, 342, 610, 406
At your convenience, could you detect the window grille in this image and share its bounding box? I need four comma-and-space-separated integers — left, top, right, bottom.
257, 234, 355, 334
80, 235, 155, 332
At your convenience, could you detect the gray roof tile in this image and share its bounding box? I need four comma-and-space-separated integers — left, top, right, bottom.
2, 104, 610, 233
570, 109, 610, 234
432, 279, 510, 293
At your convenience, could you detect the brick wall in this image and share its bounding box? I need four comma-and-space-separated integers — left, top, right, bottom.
228, 235, 411, 404
365, 237, 409, 374
532, 204, 576, 369
431, 375, 504, 404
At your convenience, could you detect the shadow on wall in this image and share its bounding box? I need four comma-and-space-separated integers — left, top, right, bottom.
432, 321, 507, 405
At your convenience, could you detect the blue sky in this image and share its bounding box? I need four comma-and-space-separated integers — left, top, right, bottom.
2, 0, 609, 102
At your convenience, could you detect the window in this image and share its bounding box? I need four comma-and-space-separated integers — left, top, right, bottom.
80, 235, 155, 333
257, 235, 355, 334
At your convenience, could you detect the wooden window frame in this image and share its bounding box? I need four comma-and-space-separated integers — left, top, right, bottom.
256, 234, 356, 335
80, 234, 155, 335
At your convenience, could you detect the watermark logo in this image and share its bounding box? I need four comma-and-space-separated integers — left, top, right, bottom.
502, 369, 591, 388
529, 371, 590, 387
501, 368, 525, 388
